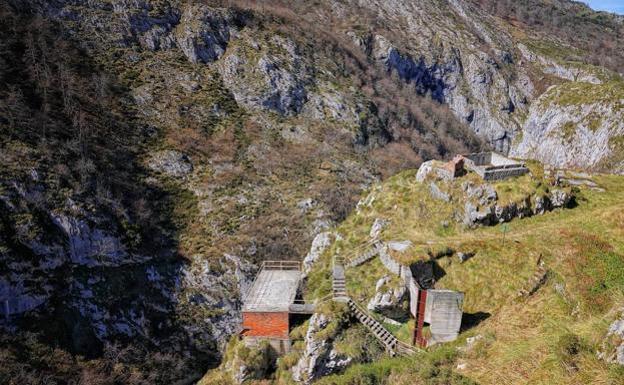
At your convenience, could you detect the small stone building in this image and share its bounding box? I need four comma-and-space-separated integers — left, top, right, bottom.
463, 152, 529, 181
241, 261, 314, 353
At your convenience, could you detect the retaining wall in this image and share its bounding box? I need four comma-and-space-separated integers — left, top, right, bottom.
464, 152, 529, 181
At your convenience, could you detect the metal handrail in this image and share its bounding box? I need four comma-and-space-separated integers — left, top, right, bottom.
262, 260, 301, 270
348, 298, 421, 355
339, 239, 379, 266
242, 260, 303, 301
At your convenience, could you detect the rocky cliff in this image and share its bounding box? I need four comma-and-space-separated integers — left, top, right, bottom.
1, 0, 623, 383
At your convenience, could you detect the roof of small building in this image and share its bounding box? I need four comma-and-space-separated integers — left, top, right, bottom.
242, 268, 302, 312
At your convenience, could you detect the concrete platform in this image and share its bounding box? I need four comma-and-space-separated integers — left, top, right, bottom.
243, 269, 302, 312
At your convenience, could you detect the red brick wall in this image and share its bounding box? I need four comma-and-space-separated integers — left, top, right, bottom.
242, 312, 289, 339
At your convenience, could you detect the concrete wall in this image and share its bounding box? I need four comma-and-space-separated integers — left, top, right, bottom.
242, 311, 290, 339
408, 279, 419, 317
490, 152, 519, 166
483, 166, 529, 181
378, 244, 464, 345
464, 152, 528, 181
244, 336, 291, 354
425, 290, 464, 344
465, 152, 492, 166
379, 246, 403, 276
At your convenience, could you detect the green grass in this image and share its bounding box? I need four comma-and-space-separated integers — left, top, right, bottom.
543, 80, 624, 109
304, 168, 624, 385
561, 121, 577, 142
315, 344, 476, 385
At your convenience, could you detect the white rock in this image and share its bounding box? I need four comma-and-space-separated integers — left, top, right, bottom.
387, 240, 412, 253
370, 218, 388, 239
303, 232, 333, 274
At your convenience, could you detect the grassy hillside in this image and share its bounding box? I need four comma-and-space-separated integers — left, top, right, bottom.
303, 167, 624, 384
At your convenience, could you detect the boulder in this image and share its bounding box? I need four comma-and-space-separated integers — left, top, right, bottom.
599, 310, 624, 366
458, 252, 475, 263
416, 160, 453, 183
550, 189, 572, 208
367, 277, 408, 321
387, 240, 412, 253
297, 198, 316, 213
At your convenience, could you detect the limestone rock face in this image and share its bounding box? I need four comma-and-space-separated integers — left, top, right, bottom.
181, 255, 255, 349
292, 313, 352, 383
175, 4, 239, 63
218, 34, 311, 116
51, 214, 127, 266
510, 83, 624, 173
359, 1, 529, 154
367, 275, 409, 321
303, 232, 333, 274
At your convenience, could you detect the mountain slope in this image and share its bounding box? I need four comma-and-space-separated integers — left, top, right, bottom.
277, 165, 624, 385
1, 0, 623, 384
0, 1, 480, 383
291, 0, 624, 171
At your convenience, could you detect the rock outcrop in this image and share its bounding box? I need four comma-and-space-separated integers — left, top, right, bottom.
367, 276, 409, 321
416, 160, 454, 183
217, 34, 311, 116
303, 232, 333, 274
292, 313, 352, 383
462, 187, 573, 227
511, 82, 624, 173
599, 309, 624, 366
175, 4, 239, 63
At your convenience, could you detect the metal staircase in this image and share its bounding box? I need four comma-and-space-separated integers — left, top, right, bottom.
332, 255, 348, 301
331, 254, 418, 356
345, 242, 381, 268
346, 298, 418, 356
